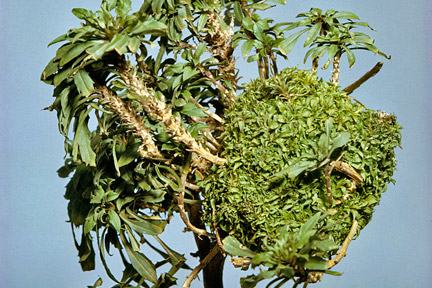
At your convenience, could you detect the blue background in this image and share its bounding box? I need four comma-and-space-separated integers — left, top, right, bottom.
1, 0, 431, 287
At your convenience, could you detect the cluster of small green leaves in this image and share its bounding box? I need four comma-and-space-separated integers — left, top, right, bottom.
223, 213, 340, 287
203, 68, 402, 255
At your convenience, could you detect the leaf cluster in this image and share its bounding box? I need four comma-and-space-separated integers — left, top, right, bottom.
280, 8, 390, 70
223, 213, 340, 287
203, 68, 402, 262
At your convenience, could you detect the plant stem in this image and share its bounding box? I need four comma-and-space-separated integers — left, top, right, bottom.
331, 51, 341, 85
328, 219, 359, 268
343, 62, 383, 95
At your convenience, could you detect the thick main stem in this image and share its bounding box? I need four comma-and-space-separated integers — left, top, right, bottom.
187, 203, 225, 288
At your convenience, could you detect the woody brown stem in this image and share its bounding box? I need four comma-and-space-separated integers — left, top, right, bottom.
328, 219, 359, 268
182, 245, 220, 288
343, 62, 383, 95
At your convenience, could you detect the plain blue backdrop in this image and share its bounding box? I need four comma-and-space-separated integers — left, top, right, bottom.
1, 1, 431, 287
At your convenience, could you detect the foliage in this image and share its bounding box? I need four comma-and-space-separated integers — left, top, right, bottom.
41, 0, 400, 287
203, 68, 401, 285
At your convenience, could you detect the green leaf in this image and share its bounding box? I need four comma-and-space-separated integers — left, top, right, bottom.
234, 1, 244, 22
223, 236, 256, 257
75, 109, 96, 166
48, 33, 69, 47
279, 28, 308, 55
54, 66, 74, 86
107, 33, 130, 55
72, 8, 93, 20
59, 42, 95, 66
246, 3, 273, 10
104, 0, 117, 11
87, 277, 103, 288
271, 160, 317, 180
304, 22, 322, 46
296, 213, 321, 248
127, 20, 168, 36
332, 11, 360, 20
341, 45, 355, 68
304, 257, 328, 270
86, 40, 110, 60
242, 40, 255, 59
331, 132, 350, 150
127, 37, 141, 54
312, 239, 339, 252
41, 58, 59, 81
74, 69, 94, 96
117, 142, 140, 167
120, 232, 158, 283
115, 0, 132, 16
180, 102, 207, 117
108, 210, 122, 232
195, 43, 206, 60
120, 210, 166, 235
153, 236, 186, 267
322, 44, 339, 70
197, 13, 208, 32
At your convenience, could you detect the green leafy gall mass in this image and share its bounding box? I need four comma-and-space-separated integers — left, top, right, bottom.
203, 68, 402, 254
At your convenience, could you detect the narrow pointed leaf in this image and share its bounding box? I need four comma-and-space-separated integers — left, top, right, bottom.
75, 109, 96, 166
120, 232, 158, 283
59, 42, 95, 66
332, 11, 360, 20
304, 23, 322, 46
108, 210, 122, 232
280, 28, 308, 55
341, 45, 356, 68
154, 236, 186, 266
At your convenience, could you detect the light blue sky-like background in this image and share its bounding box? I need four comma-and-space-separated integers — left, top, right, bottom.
1, 0, 431, 287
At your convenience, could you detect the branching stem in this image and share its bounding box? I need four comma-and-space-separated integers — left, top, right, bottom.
178, 156, 215, 239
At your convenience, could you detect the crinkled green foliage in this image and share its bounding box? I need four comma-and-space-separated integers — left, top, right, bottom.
203, 68, 402, 256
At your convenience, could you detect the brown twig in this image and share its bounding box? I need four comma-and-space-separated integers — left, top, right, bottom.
328, 219, 359, 269
343, 94, 368, 109
182, 244, 220, 288
343, 62, 383, 95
